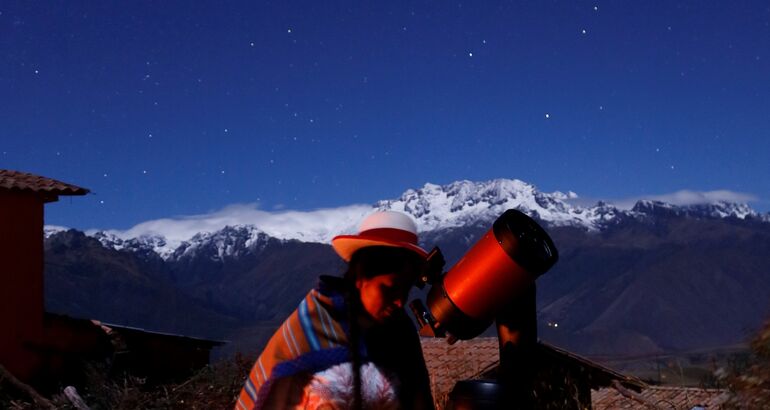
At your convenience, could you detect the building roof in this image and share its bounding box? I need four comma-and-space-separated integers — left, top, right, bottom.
0, 169, 89, 202
592, 384, 729, 409
421, 337, 500, 407
98, 321, 227, 347
421, 337, 648, 409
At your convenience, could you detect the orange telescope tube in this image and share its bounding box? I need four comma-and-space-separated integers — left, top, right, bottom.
426, 209, 558, 340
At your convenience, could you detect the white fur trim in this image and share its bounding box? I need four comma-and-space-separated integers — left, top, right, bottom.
300, 362, 400, 410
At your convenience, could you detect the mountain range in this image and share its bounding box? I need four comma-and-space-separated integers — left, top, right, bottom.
43, 179, 770, 361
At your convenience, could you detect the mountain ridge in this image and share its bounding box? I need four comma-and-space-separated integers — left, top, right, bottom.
49, 178, 769, 261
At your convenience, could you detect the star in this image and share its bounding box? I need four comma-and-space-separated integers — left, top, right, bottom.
581, 29, 587, 35
545, 113, 550, 119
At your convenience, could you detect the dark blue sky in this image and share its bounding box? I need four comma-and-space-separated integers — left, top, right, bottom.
2, 1, 769, 230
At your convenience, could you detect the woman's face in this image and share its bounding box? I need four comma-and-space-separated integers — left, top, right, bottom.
356, 270, 415, 323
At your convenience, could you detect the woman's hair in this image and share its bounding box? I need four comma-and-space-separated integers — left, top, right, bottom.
341, 246, 425, 410
343, 246, 425, 282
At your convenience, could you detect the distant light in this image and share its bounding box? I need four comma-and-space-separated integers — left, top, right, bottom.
224, 128, 229, 133
545, 113, 550, 119
250, 42, 255, 47
468, 52, 473, 57
142, 170, 147, 174
581, 29, 587, 35
287, 28, 292, 33
554, 323, 559, 328
100, 200, 104, 204
34, 69, 39, 74
593, 5, 598, 11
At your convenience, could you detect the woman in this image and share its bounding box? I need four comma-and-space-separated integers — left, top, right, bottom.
236, 211, 435, 410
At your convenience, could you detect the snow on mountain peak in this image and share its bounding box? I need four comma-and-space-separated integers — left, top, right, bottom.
631, 199, 757, 220
377, 179, 597, 230
169, 225, 272, 262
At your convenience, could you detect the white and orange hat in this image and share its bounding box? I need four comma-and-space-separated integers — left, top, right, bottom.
331, 211, 428, 262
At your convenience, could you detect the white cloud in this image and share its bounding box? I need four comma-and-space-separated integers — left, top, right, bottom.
91, 203, 374, 247
608, 189, 758, 210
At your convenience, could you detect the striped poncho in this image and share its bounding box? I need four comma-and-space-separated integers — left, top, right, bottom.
236, 277, 364, 410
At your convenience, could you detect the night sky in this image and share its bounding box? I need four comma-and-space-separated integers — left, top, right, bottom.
2, 1, 769, 230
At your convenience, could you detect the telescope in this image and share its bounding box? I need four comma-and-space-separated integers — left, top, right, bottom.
410, 209, 559, 409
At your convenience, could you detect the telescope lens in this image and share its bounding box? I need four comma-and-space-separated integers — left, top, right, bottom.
493, 209, 558, 276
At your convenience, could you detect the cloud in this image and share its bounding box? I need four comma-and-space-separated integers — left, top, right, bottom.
92, 203, 374, 247
605, 189, 758, 210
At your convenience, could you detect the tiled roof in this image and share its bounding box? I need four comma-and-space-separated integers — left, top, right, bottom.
421, 337, 649, 409
421, 337, 728, 409
592, 384, 729, 409
421, 337, 500, 408
0, 170, 89, 199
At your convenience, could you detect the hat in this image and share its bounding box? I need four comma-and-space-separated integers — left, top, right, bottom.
332, 211, 428, 262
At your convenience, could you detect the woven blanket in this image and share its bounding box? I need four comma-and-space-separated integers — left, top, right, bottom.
236, 280, 362, 410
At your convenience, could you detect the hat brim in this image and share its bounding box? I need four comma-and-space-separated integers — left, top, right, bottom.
331, 235, 428, 262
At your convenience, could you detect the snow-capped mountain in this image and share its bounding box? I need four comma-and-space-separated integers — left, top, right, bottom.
169, 225, 273, 262
378, 179, 590, 230
51, 178, 767, 260
630, 199, 757, 220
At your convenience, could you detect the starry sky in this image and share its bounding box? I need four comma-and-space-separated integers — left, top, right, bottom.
2, 1, 769, 230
